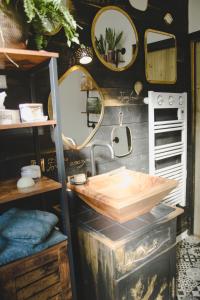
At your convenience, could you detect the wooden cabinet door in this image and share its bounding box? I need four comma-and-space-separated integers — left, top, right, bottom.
116, 247, 176, 300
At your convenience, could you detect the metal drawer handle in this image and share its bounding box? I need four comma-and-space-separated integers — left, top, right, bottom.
132, 237, 170, 263
116, 228, 171, 274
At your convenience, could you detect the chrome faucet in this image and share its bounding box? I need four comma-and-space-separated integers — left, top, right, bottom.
90, 142, 114, 176
66, 137, 76, 146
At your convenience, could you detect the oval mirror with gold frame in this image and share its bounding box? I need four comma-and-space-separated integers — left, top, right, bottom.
145, 29, 177, 84
91, 6, 138, 72
48, 65, 104, 150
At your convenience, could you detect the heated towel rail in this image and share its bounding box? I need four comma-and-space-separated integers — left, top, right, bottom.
144, 91, 187, 206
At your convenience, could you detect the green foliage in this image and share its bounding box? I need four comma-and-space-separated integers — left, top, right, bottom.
1, 0, 80, 49
105, 28, 123, 51
95, 27, 123, 56
95, 34, 107, 54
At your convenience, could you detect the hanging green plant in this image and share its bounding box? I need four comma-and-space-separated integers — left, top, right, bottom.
0, 0, 80, 49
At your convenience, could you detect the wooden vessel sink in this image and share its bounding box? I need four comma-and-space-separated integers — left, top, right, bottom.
67, 167, 178, 223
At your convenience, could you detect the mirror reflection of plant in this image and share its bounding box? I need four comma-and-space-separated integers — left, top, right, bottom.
1, 0, 80, 49
87, 97, 101, 114
95, 34, 107, 55
105, 28, 123, 51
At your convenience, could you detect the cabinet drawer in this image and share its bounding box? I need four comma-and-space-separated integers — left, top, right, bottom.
115, 247, 176, 300
114, 220, 176, 279
0, 241, 72, 300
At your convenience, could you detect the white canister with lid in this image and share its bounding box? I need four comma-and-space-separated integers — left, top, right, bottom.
21, 165, 41, 179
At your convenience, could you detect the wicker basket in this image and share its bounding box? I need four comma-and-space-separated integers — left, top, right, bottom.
0, 5, 28, 49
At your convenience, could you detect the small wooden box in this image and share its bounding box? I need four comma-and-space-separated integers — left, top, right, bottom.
0, 241, 72, 300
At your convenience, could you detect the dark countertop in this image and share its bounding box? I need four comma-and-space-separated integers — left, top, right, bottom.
74, 202, 183, 247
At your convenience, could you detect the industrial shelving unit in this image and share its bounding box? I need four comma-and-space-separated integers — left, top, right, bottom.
0, 48, 77, 300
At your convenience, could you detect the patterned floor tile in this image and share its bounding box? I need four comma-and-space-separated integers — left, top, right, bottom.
176, 236, 200, 300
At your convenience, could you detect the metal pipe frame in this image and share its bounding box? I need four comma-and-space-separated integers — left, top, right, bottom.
30, 73, 41, 166
49, 58, 78, 300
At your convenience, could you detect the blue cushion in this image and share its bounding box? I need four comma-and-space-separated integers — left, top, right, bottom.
0, 229, 67, 266
0, 208, 58, 245
0, 235, 7, 253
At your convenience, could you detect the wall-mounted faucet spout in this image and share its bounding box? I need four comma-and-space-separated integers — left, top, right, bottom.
90, 142, 114, 176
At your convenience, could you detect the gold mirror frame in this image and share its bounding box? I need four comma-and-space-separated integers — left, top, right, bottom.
144, 29, 177, 84
48, 65, 105, 150
91, 6, 139, 72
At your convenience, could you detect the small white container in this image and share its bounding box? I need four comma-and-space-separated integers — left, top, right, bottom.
19, 103, 46, 122
21, 165, 41, 179
0, 109, 20, 124
17, 177, 35, 189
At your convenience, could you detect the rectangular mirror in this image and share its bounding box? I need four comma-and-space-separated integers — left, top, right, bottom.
145, 29, 177, 84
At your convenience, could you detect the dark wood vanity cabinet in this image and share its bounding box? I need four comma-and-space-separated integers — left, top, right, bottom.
75, 204, 183, 300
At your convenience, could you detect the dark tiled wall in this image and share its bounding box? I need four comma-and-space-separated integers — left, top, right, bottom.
63, 0, 189, 178
79, 104, 148, 176
0, 0, 188, 181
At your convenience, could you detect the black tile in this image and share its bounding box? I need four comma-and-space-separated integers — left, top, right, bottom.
138, 204, 175, 224
71, 203, 90, 216
86, 216, 115, 231
100, 224, 131, 241
138, 212, 158, 224
176, 237, 200, 300
123, 218, 148, 232
77, 209, 100, 223
151, 204, 175, 218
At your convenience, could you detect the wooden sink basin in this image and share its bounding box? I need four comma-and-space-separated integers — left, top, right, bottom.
67, 167, 178, 223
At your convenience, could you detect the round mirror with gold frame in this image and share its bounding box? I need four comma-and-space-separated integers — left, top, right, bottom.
145, 29, 177, 84
48, 65, 104, 150
91, 6, 138, 72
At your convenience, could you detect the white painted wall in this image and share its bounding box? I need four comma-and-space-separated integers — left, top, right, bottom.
194, 43, 200, 237
189, 0, 200, 33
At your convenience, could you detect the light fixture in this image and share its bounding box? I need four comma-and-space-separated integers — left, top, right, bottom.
75, 44, 93, 65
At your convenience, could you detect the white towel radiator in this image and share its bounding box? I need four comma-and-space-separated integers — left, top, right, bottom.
144, 91, 187, 206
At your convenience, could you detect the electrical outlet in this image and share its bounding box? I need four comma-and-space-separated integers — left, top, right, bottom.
30, 158, 45, 172
0, 75, 7, 89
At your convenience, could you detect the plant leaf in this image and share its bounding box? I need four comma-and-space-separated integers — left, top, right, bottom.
115, 31, 123, 48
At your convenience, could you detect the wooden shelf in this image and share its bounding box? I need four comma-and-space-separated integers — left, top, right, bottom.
0, 176, 62, 204
0, 48, 59, 71
0, 120, 56, 130
104, 99, 143, 107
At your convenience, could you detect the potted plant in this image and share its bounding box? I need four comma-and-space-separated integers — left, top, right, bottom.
105, 27, 123, 63
0, 0, 80, 50
95, 34, 107, 61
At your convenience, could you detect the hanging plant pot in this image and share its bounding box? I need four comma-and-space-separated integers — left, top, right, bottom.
0, 6, 28, 49
41, 19, 62, 36
0, 0, 80, 50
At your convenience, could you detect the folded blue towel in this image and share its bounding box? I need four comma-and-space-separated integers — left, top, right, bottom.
0, 208, 58, 245
0, 229, 67, 266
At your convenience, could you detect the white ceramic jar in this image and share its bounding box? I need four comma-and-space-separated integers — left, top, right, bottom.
21, 165, 41, 179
